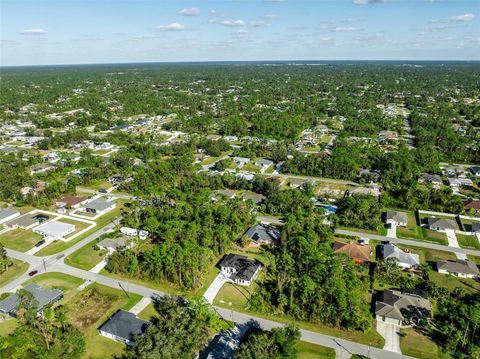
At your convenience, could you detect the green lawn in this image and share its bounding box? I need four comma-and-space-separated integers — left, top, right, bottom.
35, 200, 127, 256
213, 282, 384, 348
137, 302, 158, 321
297, 341, 336, 359
0, 228, 43, 252
64, 239, 106, 270
0, 259, 29, 287
395, 244, 456, 263
456, 233, 480, 250
66, 283, 142, 359
58, 217, 93, 236
400, 328, 442, 359
23, 272, 85, 303
429, 271, 480, 294
0, 318, 19, 335
242, 163, 261, 173
85, 180, 113, 191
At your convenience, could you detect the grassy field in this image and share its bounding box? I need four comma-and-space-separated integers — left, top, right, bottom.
0, 259, 28, 287
64, 240, 106, 270
23, 272, 85, 303
0, 319, 19, 335
400, 328, 442, 359
0, 228, 43, 252
137, 302, 158, 321
297, 341, 336, 359
213, 282, 384, 348
242, 163, 261, 173
395, 244, 456, 263
85, 180, 112, 191
429, 271, 480, 294
58, 217, 93, 238
35, 200, 127, 256
66, 283, 142, 359
456, 233, 480, 250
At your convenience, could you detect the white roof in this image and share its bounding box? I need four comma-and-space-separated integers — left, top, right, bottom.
34, 220, 75, 237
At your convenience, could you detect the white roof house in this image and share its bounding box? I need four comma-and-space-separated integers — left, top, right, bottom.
33, 220, 76, 240
381, 243, 420, 270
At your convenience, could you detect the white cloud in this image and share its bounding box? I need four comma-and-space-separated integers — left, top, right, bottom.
450, 14, 475, 22
353, 0, 387, 5
264, 14, 278, 20
217, 20, 245, 27
333, 27, 360, 32
178, 7, 200, 16
157, 23, 186, 31
20, 28, 46, 35
232, 29, 249, 37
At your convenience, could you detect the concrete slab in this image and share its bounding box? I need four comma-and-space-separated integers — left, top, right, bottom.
445, 229, 467, 260
377, 321, 402, 354
204, 272, 228, 304
129, 296, 152, 315
90, 258, 108, 273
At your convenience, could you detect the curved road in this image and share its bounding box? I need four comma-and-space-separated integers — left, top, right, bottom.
0, 223, 416, 359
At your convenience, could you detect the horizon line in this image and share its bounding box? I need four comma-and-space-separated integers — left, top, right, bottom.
2, 59, 480, 68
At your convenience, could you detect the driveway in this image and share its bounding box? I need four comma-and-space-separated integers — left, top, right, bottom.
386, 221, 397, 238
445, 229, 467, 260
203, 272, 228, 304
377, 321, 402, 354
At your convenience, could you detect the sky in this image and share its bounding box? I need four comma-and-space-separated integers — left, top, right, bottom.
1, 0, 479, 66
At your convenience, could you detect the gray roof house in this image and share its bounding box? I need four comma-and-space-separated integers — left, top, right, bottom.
219, 254, 262, 286
375, 289, 431, 326
0, 283, 63, 317
0, 208, 20, 224
82, 199, 115, 214
245, 223, 280, 246
418, 173, 442, 187
255, 159, 274, 168
99, 310, 150, 346
385, 211, 408, 227
436, 260, 479, 279
97, 237, 132, 254
427, 217, 458, 231
381, 243, 420, 270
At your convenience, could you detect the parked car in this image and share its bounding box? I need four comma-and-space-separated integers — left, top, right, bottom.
28, 270, 38, 277
35, 239, 46, 247
99, 189, 108, 194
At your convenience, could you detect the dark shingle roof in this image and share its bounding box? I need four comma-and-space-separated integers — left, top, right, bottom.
219, 254, 262, 282
99, 310, 149, 342
0, 283, 63, 315
427, 217, 457, 230
245, 224, 280, 245
375, 289, 431, 322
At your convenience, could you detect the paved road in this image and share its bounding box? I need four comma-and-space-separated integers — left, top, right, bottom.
1, 225, 415, 358
335, 229, 480, 257
76, 187, 134, 200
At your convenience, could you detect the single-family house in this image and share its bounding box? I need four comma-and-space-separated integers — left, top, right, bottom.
375, 289, 431, 326
97, 237, 132, 255
30, 163, 55, 175
427, 217, 458, 232
289, 179, 310, 189
255, 159, 274, 169
0, 283, 63, 317
236, 172, 255, 182
245, 223, 280, 247
99, 310, 149, 346
448, 177, 473, 190
33, 220, 76, 240
5, 213, 49, 230
81, 199, 116, 215
418, 173, 442, 188
436, 260, 479, 279
464, 199, 480, 214
233, 157, 250, 166
0, 208, 20, 225
219, 254, 262, 286
333, 241, 372, 263
55, 196, 88, 209
385, 211, 408, 227
381, 243, 420, 270
469, 166, 480, 177
242, 193, 265, 205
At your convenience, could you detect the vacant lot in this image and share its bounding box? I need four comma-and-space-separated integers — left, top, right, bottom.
400, 328, 440, 359
65, 240, 106, 270
67, 284, 142, 359
297, 341, 336, 359
0, 228, 43, 252
0, 259, 28, 287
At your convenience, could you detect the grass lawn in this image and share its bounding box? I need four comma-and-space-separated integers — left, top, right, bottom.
395, 244, 456, 263
193, 266, 220, 297
0, 318, 19, 335
137, 302, 158, 321
23, 272, 85, 303
35, 200, 127, 256
242, 163, 261, 173
213, 282, 384, 348
456, 233, 480, 250
64, 240, 106, 270
400, 328, 444, 359
0, 259, 29, 287
0, 228, 43, 252
297, 341, 336, 359
66, 283, 142, 359
199, 156, 220, 166
85, 180, 112, 191
429, 271, 480, 294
